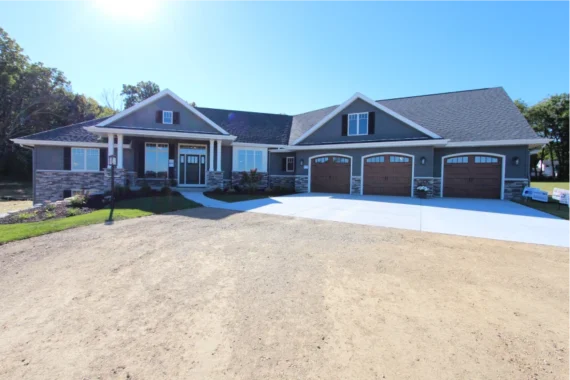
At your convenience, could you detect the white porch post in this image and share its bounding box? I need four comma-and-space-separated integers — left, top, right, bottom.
117, 134, 124, 169
107, 133, 114, 168
216, 140, 222, 171
209, 139, 214, 171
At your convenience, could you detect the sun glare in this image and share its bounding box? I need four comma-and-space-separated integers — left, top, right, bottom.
93, 0, 158, 21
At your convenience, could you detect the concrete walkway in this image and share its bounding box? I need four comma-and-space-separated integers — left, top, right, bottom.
181, 192, 569, 247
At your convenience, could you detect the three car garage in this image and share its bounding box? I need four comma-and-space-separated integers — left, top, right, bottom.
308, 153, 504, 199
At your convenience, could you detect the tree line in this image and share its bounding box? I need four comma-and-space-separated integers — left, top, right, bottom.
515, 95, 569, 181
0, 27, 160, 180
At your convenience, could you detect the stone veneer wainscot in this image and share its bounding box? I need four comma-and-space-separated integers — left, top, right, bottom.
35, 170, 105, 202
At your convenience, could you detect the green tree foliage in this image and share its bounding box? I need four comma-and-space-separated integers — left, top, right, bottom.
0, 27, 114, 179
120, 81, 160, 109
517, 94, 569, 180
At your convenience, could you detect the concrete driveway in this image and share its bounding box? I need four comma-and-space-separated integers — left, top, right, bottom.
183, 192, 569, 247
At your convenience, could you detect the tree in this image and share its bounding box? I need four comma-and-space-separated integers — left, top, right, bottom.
519, 94, 569, 181
100, 88, 122, 112
120, 81, 160, 109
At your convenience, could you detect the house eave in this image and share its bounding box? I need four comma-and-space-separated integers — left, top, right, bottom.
287, 139, 450, 151
10, 138, 132, 149
445, 139, 551, 148
84, 126, 237, 142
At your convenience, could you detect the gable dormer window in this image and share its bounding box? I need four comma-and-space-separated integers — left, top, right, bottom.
162, 110, 173, 124
348, 112, 368, 136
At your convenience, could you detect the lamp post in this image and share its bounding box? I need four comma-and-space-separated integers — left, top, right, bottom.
107, 154, 117, 222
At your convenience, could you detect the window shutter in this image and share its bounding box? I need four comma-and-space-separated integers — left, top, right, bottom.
168, 144, 175, 178
63, 147, 71, 170
63, 190, 72, 198
173, 112, 180, 124
99, 148, 108, 171
138, 142, 146, 177
341, 114, 348, 136
155, 110, 162, 123
368, 112, 375, 135
281, 157, 286, 171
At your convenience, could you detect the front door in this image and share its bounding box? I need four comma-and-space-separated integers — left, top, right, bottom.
179, 153, 206, 185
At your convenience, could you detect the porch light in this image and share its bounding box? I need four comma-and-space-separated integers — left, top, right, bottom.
300, 158, 304, 166
108, 154, 117, 167
512, 156, 520, 166
420, 157, 426, 165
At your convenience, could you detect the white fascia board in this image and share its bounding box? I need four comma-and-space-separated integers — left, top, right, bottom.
446, 138, 551, 147
84, 126, 237, 141
288, 139, 449, 151
97, 89, 230, 135
232, 142, 289, 148
11, 138, 131, 149
292, 92, 441, 145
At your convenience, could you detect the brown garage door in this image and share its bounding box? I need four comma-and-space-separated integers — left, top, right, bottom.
363, 154, 412, 196
443, 155, 502, 199
310, 156, 351, 194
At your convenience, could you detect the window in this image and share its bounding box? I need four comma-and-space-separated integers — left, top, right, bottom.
235, 148, 265, 171
333, 157, 349, 164
446, 156, 468, 164
145, 143, 169, 178
474, 156, 498, 164
348, 113, 368, 136
71, 148, 100, 171
314, 157, 328, 164
162, 111, 173, 124
366, 156, 385, 163
286, 157, 295, 172
390, 156, 410, 163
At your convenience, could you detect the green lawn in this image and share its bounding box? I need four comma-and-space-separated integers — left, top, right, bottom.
514, 198, 569, 220
204, 192, 280, 203
0, 195, 201, 245
531, 181, 569, 195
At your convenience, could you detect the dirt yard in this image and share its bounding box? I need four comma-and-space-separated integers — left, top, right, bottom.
0, 208, 567, 379
0, 200, 33, 214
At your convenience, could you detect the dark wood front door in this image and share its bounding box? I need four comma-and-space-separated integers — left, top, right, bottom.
443, 155, 502, 199
180, 154, 206, 185
362, 154, 412, 196
310, 156, 351, 194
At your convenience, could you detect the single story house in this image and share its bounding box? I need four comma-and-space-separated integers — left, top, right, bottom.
12, 87, 548, 204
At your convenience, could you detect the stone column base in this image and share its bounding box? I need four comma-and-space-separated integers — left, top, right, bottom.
351, 176, 361, 195
104, 168, 127, 190
413, 178, 435, 198
294, 175, 308, 193
206, 171, 224, 190
504, 179, 529, 201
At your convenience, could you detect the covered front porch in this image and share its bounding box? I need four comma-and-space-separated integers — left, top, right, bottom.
85, 127, 236, 191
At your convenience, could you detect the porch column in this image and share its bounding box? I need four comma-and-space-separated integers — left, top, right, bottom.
107, 133, 114, 168
209, 139, 214, 171
216, 140, 222, 171
117, 134, 124, 169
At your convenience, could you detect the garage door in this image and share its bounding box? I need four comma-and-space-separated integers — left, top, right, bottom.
443, 155, 502, 199
362, 154, 412, 196
310, 156, 351, 194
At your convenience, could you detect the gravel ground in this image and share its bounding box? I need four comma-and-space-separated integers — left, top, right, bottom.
0, 208, 567, 380
0, 200, 33, 214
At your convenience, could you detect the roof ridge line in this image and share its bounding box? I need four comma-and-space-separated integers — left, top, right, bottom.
196, 106, 292, 117
377, 87, 501, 102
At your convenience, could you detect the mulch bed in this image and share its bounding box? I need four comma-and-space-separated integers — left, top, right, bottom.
0, 202, 95, 225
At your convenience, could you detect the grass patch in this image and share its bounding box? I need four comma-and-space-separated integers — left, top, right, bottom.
0, 195, 201, 244
204, 192, 282, 203
514, 198, 569, 220
531, 181, 569, 195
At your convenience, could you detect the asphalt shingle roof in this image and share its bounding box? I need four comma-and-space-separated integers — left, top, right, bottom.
18, 87, 538, 146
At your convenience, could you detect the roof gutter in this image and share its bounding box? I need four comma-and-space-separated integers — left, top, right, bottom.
288, 139, 450, 151
11, 138, 131, 149
445, 138, 551, 148
85, 126, 237, 142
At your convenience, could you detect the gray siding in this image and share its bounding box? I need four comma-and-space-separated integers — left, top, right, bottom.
36, 146, 64, 170
269, 152, 297, 175
109, 95, 222, 135
295, 147, 435, 177
434, 146, 529, 178
221, 146, 232, 179
301, 99, 429, 145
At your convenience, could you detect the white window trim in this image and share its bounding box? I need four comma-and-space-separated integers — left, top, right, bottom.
347, 112, 368, 136
232, 146, 268, 172
162, 110, 173, 124
145, 142, 170, 179
286, 156, 295, 172
71, 147, 100, 172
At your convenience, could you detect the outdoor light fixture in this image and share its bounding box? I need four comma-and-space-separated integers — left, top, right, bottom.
512, 156, 520, 166
300, 158, 304, 166
420, 157, 427, 165
108, 154, 117, 167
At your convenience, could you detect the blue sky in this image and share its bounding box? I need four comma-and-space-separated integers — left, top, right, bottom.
0, 1, 568, 114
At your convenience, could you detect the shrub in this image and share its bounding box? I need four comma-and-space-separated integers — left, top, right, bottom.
233, 184, 242, 193
17, 212, 35, 221
85, 194, 106, 209
227, 188, 236, 193
264, 187, 273, 193
160, 186, 173, 196
44, 211, 56, 219
66, 208, 80, 217
240, 169, 262, 194
170, 178, 178, 187
212, 187, 224, 194
44, 202, 56, 211
139, 183, 153, 197
69, 194, 87, 208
